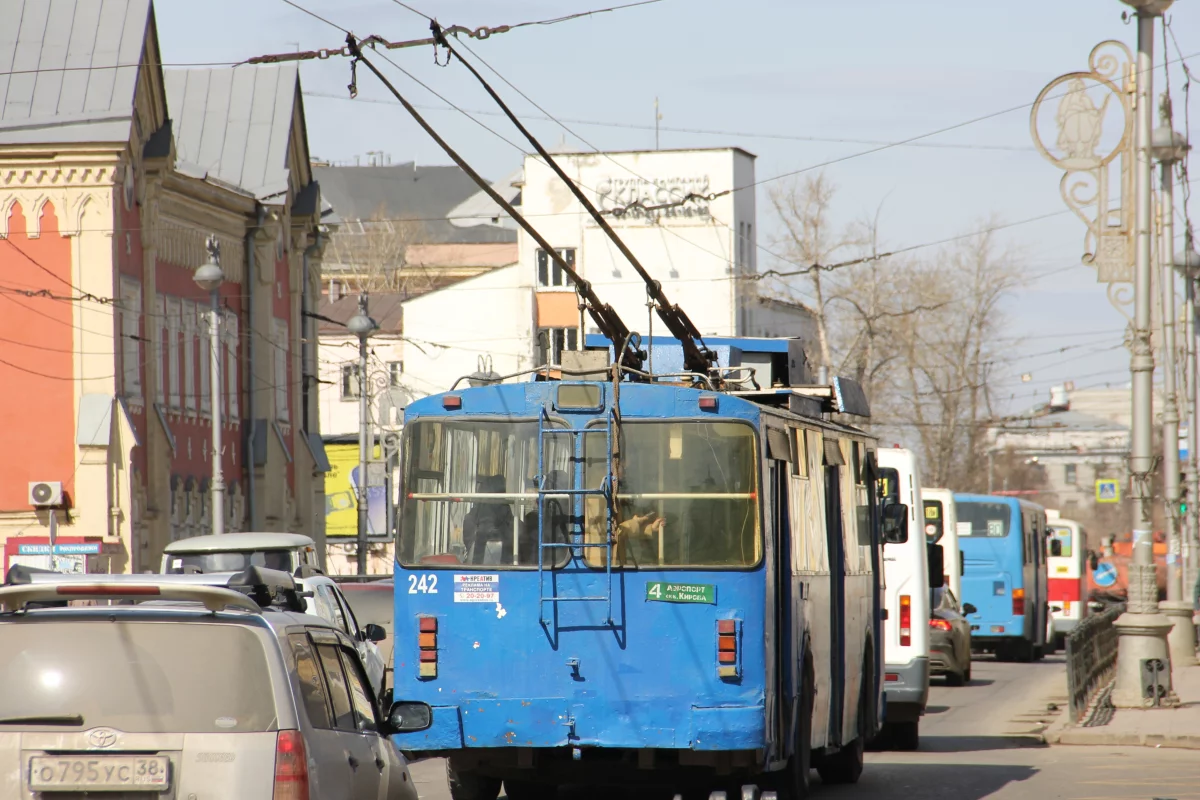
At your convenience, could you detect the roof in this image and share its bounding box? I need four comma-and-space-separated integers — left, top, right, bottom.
164, 65, 300, 201
0, 0, 152, 145
162, 531, 315, 553
317, 293, 404, 335
314, 163, 516, 245
447, 166, 521, 231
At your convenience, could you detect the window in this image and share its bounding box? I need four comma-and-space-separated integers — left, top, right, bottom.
1065, 463, 1077, 485
166, 297, 181, 409
222, 311, 238, 418
537, 327, 578, 365
183, 301, 197, 413
200, 307, 211, 415
119, 280, 142, 398
272, 318, 289, 420
316, 584, 350, 634
290, 634, 332, 728
582, 421, 760, 568
388, 361, 403, 387
747, 223, 753, 270
536, 247, 575, 288
155, 295, 166, 403
1049, 525, 1074, 558
737, 222, 746, 270
790, 429, 809, 478
338, 648, 379, 733
341, 364, 361, 400
957, 501, 1012, 537
314, 644, 355, 731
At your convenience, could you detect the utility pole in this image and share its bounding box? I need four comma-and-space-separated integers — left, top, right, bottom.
1153, 94, 1196, 665
1180, 230, 1200, 606
1112, 0, 1177, 708
194, 236, 226, 535
347, 295, 379, 575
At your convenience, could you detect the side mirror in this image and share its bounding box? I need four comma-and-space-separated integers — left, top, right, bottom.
960, 550, 965, 577
963, 603, 977, 615
882, 504, 909, 544
1049, 539, 1063, 557
1088, 552, 1099, 572
364, 623, 387, 643
387, 701, 433, 733
927, 544, 945, 589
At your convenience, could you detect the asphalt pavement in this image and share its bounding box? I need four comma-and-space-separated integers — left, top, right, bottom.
409, 653, 1200, 799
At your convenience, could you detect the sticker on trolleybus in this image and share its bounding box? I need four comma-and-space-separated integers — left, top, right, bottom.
453, 574, 500, 603
645, 582, 716, 604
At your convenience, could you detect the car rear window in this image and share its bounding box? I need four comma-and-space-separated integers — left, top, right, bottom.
0, 620, 279, 733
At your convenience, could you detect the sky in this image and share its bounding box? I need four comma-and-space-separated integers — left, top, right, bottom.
156, 0, 1199, 416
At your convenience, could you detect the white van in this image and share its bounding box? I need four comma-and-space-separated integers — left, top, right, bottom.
921, 487, 962, 602
161, 532, 320, 575
876, 447, 931, 751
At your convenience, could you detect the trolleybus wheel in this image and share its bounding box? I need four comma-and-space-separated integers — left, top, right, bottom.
502, 779, 557, 800
787, 669, 815, 798
447, 763, 502, 800
815, 665, 866, 785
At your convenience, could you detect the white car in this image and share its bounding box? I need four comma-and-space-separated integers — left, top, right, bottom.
296, 570, 388, 701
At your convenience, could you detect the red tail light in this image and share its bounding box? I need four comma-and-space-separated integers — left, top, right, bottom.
418, 615, 438, 678
273, 730, 309, 800
899, 595, 912, 647
717, 619, 739, 678
929, 618, 952, 632
1012, 588, 1025, 617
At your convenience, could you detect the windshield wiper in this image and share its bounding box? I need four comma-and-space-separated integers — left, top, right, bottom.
0, 714, 84, 726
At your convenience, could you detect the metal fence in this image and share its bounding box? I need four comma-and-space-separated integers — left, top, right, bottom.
1065, 603, 1124, 724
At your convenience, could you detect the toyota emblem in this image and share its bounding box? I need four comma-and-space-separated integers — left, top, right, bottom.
87, 728, 118, 748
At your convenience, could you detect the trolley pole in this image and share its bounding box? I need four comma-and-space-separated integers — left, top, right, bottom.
1112, 0, 1178, 708
1154, 95, 1197, 666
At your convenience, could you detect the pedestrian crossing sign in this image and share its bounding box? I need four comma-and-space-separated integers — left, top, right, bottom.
1096, 479, 1120, 503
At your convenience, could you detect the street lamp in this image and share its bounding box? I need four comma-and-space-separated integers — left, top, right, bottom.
194, 235, 225, 535
346, 295, 378, 575
1178, 238, 1200, 613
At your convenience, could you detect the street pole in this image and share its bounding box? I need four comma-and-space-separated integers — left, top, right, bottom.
1154, 97, 1197, 665
194, 236, 226, 535
1112, 1, 1178, 708
1181, 233, 1200, 605
347, 295, 379, 576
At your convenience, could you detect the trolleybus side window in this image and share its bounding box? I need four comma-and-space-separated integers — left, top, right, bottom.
398, 419, 573, 568
582, 421, 760, 568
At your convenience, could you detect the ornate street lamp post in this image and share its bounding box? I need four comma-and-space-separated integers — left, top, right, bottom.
347, 296, 379, 575
194, 236, 225, 535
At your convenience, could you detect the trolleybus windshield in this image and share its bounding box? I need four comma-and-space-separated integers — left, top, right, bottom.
957, 502, 1012, 537
582, 421, 760, 569
398, 419, 575, 568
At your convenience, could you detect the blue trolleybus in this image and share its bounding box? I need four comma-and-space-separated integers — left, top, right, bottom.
954, 494, 1050, 662
388, 342, 901, 799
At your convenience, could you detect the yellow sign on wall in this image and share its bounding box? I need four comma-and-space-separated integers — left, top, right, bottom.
324, 443, 388, 537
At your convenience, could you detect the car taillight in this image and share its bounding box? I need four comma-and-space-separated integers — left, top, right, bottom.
419, 615, 438, 678
899, 595, 911, 647
717, 618, 740, 679
273, 730, 309, 800
1012, 588, 1025, 616
929, 618, 952, 632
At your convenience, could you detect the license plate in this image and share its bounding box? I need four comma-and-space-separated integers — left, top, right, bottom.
29, 755, 170, 791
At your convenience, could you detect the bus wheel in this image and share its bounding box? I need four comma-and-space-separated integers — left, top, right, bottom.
447, 763, 502, 800
788, 675, 815, 798
815, 670, 866, 784
503, 779, 557, 800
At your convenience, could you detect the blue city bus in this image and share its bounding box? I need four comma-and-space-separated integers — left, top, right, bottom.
388, 344, 894, 799
954, 494, 1050, 662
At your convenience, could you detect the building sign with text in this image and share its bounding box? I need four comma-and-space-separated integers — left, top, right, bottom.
592, 175, 713, 226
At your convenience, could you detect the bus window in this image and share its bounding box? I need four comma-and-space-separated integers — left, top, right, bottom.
956, 502, 1010, 537
1049, 526, 1073, 557
878, 468, 900, 507
923, 500, 944, 544
582, 421, 760, 568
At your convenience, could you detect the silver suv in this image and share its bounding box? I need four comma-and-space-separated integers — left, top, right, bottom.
0, 566, 430, 799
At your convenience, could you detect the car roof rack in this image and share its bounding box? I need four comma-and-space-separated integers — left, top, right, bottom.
0, 565, 308, 614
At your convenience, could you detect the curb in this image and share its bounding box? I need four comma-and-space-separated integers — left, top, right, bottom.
1045, 727, 1200, 749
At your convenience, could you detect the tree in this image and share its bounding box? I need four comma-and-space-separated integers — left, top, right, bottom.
324, 205, 430, 297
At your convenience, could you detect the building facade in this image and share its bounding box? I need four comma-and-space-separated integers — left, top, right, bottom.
0, 0, 329, 573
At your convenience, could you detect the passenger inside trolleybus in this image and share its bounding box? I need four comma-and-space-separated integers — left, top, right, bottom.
518, 470, 570, 564
461, 475, 514, 565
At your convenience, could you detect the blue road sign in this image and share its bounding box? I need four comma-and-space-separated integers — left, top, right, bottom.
1093, 561, 1118, 588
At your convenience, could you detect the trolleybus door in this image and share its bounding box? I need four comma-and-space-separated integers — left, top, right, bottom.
823, 442, 847, 746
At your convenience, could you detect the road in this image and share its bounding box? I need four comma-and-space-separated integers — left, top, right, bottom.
408, 654, 1200, 800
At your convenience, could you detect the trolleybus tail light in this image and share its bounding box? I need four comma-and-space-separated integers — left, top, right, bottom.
418, 616, 438, 678
716, 618, 741, 679
272, 730, 309, 800
698, 395, 718, 411
442, 395, 462, 410
1012, 588, 1025, 617
899, 595, 912, 647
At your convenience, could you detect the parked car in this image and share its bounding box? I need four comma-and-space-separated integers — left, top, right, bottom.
161, 532, 320, 575
929, 586, 976, 686
0, 566, 429, 799
338, 579, 395, 697
298, 571, 388, 700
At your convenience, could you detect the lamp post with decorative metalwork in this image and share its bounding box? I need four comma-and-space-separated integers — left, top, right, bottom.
194, 236, 225, 536
347, 295, 379, 575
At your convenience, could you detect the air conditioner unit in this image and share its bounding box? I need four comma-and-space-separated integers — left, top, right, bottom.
29, 481, 63, 507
